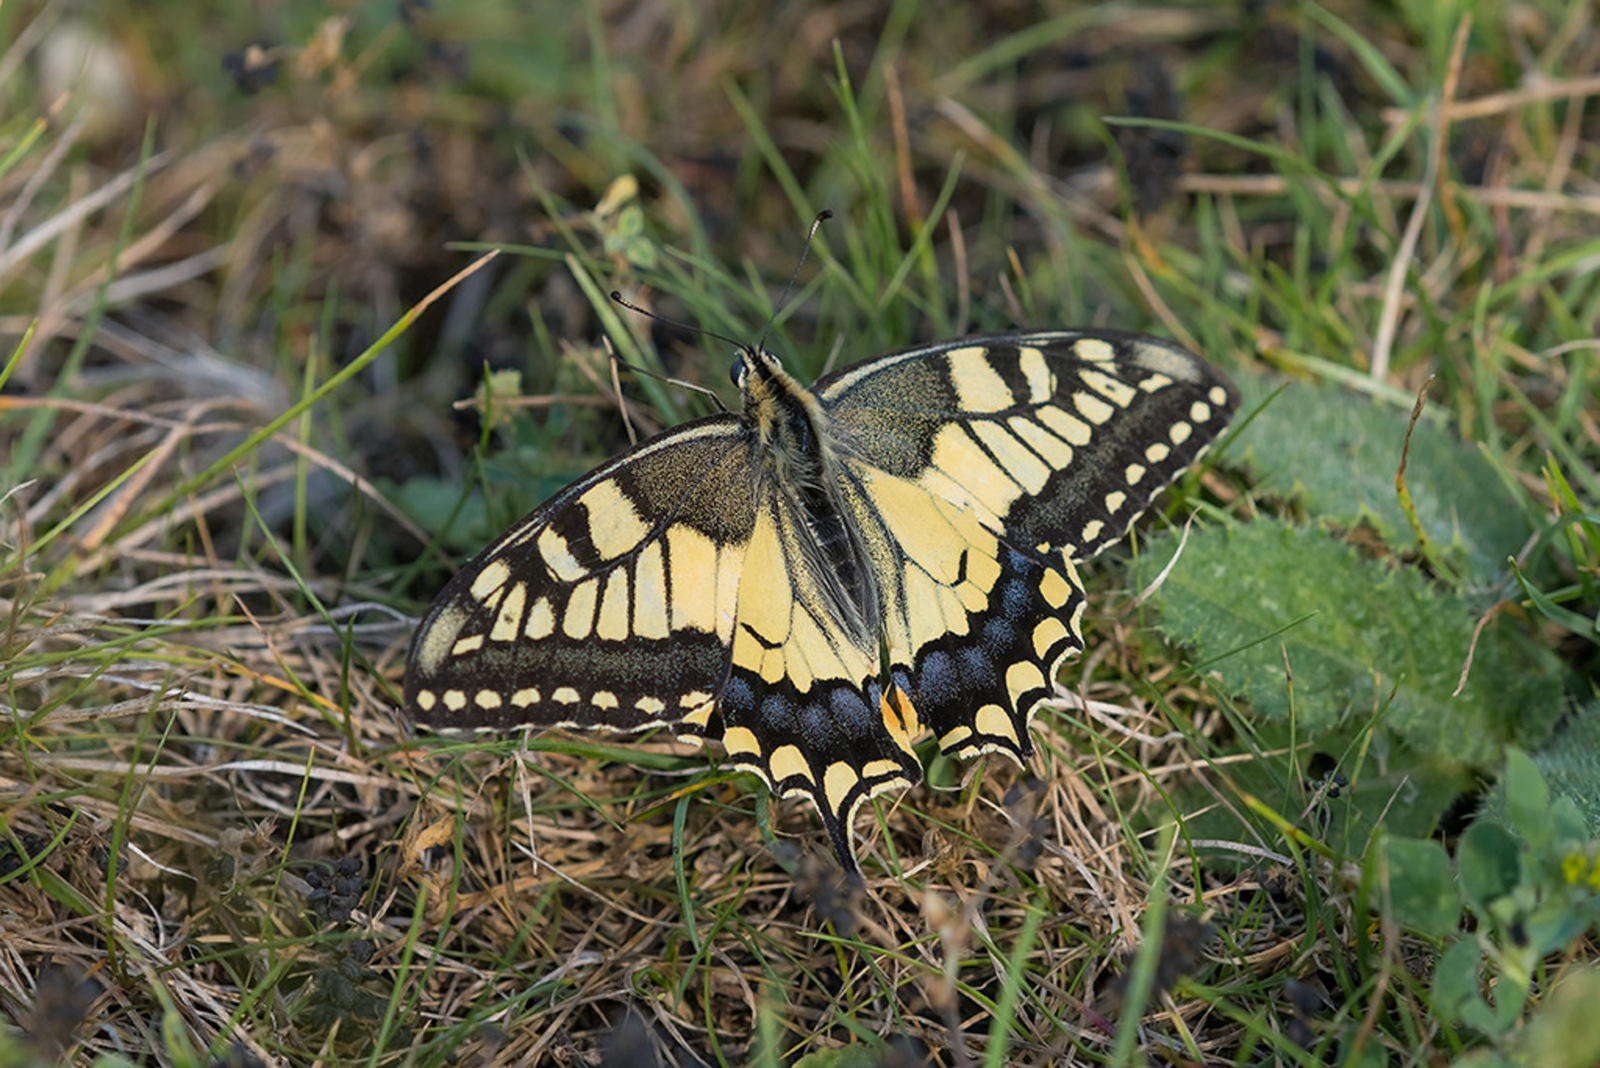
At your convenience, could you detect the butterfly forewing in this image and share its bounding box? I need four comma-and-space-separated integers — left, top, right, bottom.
406, 416, 759, 734
819, 331, 1236, 554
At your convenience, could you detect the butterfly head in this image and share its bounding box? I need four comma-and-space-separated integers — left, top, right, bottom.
727, 345, 830, 476
729, 345, 778, 385
729, 346, 804, 410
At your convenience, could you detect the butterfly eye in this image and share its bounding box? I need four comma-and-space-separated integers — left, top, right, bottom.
729, 358, 746, 388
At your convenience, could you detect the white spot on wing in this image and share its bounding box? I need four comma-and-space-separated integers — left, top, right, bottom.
632, 541, 670, 639
536, 527, 586, 582
1074, 391, 1115, 425
562, 581, 597, 639
579, 480, 652, 559
1080, 369, 1137, 408
1073, 337, 1116, 362
489, 582, 527, 642
947, 346, 1016, 413
1132, 340, 1206, 383
470, 559, 512, 602
524, 597, 555, 639
1038, 406, 1093, 446
1017, 346, 1054, 402
1007, 417, 1074, 468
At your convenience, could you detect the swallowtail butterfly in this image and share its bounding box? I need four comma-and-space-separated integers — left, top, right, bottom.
405, 328, 1235, 871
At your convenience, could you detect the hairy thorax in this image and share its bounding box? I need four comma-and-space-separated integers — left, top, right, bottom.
743, 349, 881, 645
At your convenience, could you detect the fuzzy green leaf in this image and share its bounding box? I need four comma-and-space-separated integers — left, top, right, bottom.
1130, 518, 1564, 764
1431, 937, 1486, 1027
1381, 836, 1461, 937
1502, 748, 1552, 851
1482, 702, 1600, 839
1458, 820, 1521, 915
1233, 377, 1532, 588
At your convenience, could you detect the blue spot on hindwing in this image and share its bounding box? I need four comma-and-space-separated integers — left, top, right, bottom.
828, 685, 872, 728
958, 646, 996, 688
983, 616, 1015, 651
1001, 575, 1030, 619
917, 650, 959, 707
721, 674, 755, 716
798, 695, 834, 749
759, 689, 797, 734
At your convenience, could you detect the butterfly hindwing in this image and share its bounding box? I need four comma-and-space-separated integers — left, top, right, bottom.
718, 496, 923, 868
833, 463, 1087, 766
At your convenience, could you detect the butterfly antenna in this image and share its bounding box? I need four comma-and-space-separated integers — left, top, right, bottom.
757, 209, 833, 354
605, 293, 730, 412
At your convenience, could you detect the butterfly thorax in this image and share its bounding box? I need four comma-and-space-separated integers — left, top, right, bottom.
735, 348, 880, 643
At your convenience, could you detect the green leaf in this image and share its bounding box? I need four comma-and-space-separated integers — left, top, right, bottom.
1440, 940, 1484, 1029
1431, 937, 1485, 1026
1521, 897, 1594, 960
1481, 702, 1600, 839
391, 477, 492, 546
1487, 970, 1532, 1035
1381, 836, 1461, 937
1444, 927, 1525, 1036
1130, 518, 1565, 764
1502, 749, 1551, 851
1233, 377, 1533, 588
1457, 820, 1520, 915
793, 1050, 881, 1068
